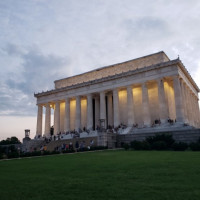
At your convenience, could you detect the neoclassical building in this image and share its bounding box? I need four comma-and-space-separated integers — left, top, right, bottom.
34, 51, 200, 138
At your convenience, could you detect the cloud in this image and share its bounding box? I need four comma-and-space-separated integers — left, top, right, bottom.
0, 0, 200, 117
0, 43, 70, 116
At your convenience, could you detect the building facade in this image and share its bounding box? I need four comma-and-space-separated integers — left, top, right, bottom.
34, 51, 200, 138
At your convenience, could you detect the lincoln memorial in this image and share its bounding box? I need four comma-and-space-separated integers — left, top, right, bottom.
34, 51, 200, 143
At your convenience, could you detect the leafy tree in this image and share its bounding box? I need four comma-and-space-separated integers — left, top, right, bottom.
0, 137, 21, 145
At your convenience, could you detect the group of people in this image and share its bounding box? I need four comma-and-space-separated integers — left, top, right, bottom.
40, 145, 47, 151
54, 142, 74, 152
54, 139, 94, 152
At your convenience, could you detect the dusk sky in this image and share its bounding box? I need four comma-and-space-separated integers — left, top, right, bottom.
0, 0, 200, 141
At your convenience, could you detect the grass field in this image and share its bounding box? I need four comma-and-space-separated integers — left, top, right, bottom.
0, 150, 200, 200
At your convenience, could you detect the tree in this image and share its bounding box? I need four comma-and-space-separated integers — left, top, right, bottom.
0, 136, 21, 145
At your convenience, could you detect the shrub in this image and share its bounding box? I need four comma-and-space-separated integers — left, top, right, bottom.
142, 141, 151, 150
7, 152, 19, 158
90, 146, 108, 150
123, 143, 130, 151
43, 151, 51, 155
172, 142, 188, 151
190, 143, 200, 151
151, 141, 167, 150
146, 134, 174, 148
130, 141, 144, 150
31, 151, 41, 157
51, 151, 60, 155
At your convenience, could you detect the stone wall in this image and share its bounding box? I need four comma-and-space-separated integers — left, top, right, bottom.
55, 51, 169, 89
117, 129, 200, 146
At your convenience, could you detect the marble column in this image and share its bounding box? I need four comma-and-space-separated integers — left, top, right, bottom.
36, 104, 43, 136
182, 83, 189, 123
75, 96, 81, 132
197, 98, 200, 125
127, 85, 135, 126
189, 92, 195, 126
64, 98, 70, 132
87, 94, 93, 130
157, 78, 168, 123
192, 94, 197, 126
54, 101, 60, 134
173, 76, 185, 123
113, 88, 120, 128
185, 86, 192, 125
107, 94, 113, 126
44, 103, 51, 136
142, 82, 151, 126
95, 96, 100, 129
100, 91, 106, 128
194, 95, 198, 126
107, 94, 113, 127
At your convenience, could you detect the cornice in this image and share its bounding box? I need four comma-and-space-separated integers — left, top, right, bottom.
34, 59, 199, 98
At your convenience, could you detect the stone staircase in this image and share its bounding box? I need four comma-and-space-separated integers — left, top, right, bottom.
46, 136, 98, 152
22, 139, 46, 152
118, 123, 195, 135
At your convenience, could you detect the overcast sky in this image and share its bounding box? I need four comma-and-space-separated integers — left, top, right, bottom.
0, 0, 200, 141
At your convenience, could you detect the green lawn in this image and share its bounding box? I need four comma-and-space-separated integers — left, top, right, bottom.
0, 150, 200, 200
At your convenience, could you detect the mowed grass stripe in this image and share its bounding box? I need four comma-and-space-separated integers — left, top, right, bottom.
0, 150, 200, 200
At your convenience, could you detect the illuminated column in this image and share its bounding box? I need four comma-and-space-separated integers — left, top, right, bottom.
54, 101, 60, 134
36, 104, 43, 136
194, 95, 199, 126
113, 88, 120, 128
75, 96, 81, 132
87, 94, 93, 130
100, 91, 106, 128
192, 94, 197, 126
197, 98, 200, 126
157, 78, 168, 123
95, 96, 100, 128
182, 82, 189, 123
64, 98, 70, 132
44, 103, 51, 137
189, 91, 195, 126
107, 94, 113, 127
127, 85, 135, 126
142, 82, 151, 126
173, 76, 185, 123
185, 86, 192, 124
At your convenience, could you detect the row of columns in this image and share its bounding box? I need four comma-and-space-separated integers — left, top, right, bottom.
36, 76, 200, 136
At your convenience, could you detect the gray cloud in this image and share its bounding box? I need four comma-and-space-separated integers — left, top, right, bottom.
0, 43, 70, 116
1, 0, 200, 118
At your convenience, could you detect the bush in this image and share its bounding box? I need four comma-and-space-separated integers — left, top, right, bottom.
43, 151, 51, 155
90, 146, 108, 151
7, 152, 19, 158
151, 141, 167, 150
142, 141, 151, 150
123, 143, 130, 151
31, 151, 41, 157
146, 134, 175, 149
51, 151, 60, 155
172, 142, 188, 151
190, 143, 200, 151
131, 141, 144, 150
63, 149, 75, 153
20, 152, 31, 157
